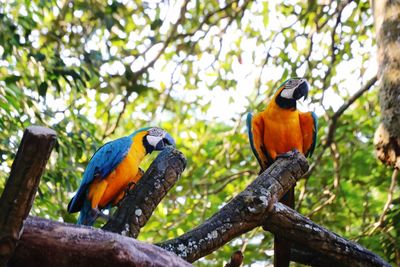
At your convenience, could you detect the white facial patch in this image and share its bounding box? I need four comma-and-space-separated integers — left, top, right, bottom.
280, 78, 306, 99
147, 135, 162, 147
147, 127, 167, 147
280, 87, 297, 99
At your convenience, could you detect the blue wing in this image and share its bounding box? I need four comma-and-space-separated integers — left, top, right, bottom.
247, 112, 272, 169
67, 136, 133, 213
247, 112, 262, 167
305, 112, 318, 158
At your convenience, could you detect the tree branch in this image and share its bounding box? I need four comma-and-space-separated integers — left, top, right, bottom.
224, 251, 244, 267
0, 126, 56, 266
289, 245, 341, 267
4, 146, 389, 267
103, 147, 186, 237
263, 203, 390, 267
157, 150, 309, 262
8, 217, 192, 267
150, 149, 387, 266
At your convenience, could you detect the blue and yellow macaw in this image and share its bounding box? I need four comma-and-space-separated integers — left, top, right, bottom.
67, 127, 175, 225
247, 78, 317, 267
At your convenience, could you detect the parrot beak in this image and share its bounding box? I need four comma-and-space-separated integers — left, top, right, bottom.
155, 133, 176, 150
293, 80, 309, 101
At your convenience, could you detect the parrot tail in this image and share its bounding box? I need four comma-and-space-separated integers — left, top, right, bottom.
274, 187, 294, 267
77, 201, 98, 226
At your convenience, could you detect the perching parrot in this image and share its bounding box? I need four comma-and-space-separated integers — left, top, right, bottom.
247, 78, 317, 267
67, 127, 176, 225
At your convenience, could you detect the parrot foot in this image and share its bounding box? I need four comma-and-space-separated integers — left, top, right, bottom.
126, 181, 137, 194
276, 149, 298, 160
92, 208, 110, 220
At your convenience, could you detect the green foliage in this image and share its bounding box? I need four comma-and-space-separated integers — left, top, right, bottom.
0, 0, 398, 265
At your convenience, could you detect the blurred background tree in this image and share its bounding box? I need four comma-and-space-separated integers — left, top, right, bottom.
0, 0, 398, 266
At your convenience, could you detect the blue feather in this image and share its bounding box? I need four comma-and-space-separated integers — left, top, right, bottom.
77, 200, 98, 225
247, 112, 264, 167
305, 111, 318, 158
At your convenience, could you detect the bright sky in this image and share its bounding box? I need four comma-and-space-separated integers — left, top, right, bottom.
93, 0, 377, 123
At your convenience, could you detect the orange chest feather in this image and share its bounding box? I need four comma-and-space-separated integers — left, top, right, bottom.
98, 150, 141, 206
262, 107, 303, 159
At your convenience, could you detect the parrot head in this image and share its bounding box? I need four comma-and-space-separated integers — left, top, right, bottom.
142, 127, 176, 154
275, 78, 309, 110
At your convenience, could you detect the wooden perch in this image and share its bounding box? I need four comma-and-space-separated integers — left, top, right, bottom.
290, 245, 341, 267
155, 150, 389, 266
3, 139, 389, 267
8, 217, 192, 267
158, 150, 308, 262
103, 147, 186, 237
264, 203, 390, 267
0, 126, 56, 266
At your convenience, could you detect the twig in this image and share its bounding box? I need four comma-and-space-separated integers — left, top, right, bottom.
368, 168, 398, 235
174, 0, 239, 40
307, 142, 341, 217
101, 0, 190, 136
133, 0, 190, 79
102, 95, 129, 139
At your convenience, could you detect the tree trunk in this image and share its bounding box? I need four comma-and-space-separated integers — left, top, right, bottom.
373, 0, 400, 168
0, 126, 56, 266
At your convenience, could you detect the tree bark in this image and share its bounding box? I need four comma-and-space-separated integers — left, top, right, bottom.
157, 150, 308, 262
0, 126, 56, 266
103, 147, 186, 237
263, 203, 390, 267
372, 0, 400, 168
224, 251, 244, 267
8, 217, 192, 267
4, 149, 389, 267
290, 245, 341, 267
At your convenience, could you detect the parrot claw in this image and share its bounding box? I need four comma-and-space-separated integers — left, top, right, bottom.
275, 151, 295, 160
275, 154, 290, 160
126, 181, 137, 192
92, 208, 110, 220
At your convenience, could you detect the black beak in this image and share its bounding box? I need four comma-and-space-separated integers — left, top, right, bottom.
155, 133, 176, 151
293, 80, 309, 101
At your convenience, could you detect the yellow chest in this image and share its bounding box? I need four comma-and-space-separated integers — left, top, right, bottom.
262, 106, 303, 159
